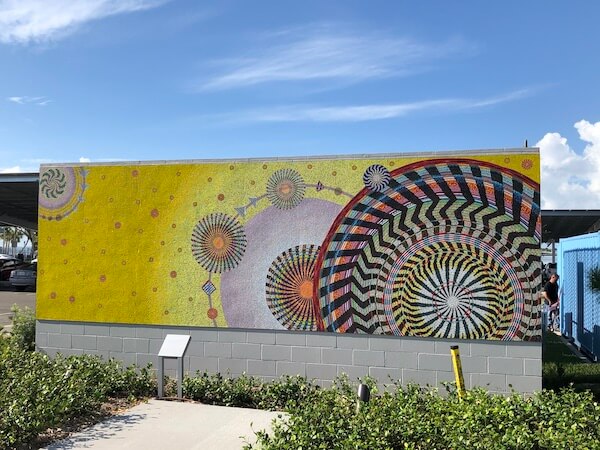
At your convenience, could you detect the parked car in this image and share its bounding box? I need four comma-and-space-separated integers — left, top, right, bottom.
0, 259, 21, 279
9, 262, 36, 291
0, 259, 27, 281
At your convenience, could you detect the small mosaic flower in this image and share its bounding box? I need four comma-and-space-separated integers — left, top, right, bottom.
521, 159, 533, 170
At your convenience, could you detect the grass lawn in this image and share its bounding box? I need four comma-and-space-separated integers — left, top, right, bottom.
542, 330, 585, 364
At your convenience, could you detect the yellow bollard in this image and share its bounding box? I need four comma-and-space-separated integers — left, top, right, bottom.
450, 345, 466, 398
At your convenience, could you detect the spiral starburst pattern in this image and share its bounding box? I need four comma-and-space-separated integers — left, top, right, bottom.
363, 164, 391, 192
191, 213, 247, 273
266, 169, 306, 209
39, 167, 87, 221
265, 245, 319, 330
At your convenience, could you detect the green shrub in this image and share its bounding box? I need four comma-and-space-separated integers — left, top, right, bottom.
544, 361, 600, 391
588, 266, 600, 292
246, 379, 600, 450
0, 345, 155, 449
9, 304, 35, 351
182, 372, 318, 409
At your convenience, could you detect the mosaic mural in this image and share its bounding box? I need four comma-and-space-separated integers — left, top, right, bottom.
37, 151, 542, 340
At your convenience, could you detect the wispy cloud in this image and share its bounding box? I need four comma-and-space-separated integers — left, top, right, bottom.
79, 157, 91, 163
538, 119, 600, 209
196, 24, 475, 91
206, 88, 537, 124
7, 96, 51, 105
0, 0, 167, 44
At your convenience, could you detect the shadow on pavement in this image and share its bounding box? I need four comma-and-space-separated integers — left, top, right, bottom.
43, 413, 147, 449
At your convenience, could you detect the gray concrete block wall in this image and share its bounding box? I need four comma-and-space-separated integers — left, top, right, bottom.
36, 320, 542, 394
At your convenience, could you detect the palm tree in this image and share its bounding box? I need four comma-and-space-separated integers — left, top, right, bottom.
22, 228, 38, 257
0, 227, 25, 256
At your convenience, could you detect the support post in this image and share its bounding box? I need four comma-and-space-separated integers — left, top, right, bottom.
157, 334, 191, 400
158, 355, 164, 398
178, 356, 184, 399
450, 345, 466, 398
564, 312, 573, 340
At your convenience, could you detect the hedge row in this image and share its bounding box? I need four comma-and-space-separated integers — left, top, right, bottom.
3, 307, 600, 449
0, 337, 155, 448
246, 381, 600, 450
182, 372, 317, 410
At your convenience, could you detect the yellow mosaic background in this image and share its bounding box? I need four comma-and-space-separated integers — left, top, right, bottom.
37, 152, 540, 327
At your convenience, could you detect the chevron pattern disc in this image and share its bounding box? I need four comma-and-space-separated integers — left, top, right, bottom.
266, 245, 320, 331
314, 159, 541, 340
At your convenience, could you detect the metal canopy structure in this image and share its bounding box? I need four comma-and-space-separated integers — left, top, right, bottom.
0, 173, 39, 230
0, 174, 599, 239
541, 209, 600, 242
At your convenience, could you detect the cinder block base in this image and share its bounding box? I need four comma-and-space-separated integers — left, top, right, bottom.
36, 320, 542, 394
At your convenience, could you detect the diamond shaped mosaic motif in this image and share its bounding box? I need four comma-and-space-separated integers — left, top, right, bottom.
202, 280, 216, 295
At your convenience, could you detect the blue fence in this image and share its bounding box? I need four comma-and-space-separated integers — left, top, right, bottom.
558, 233, 600, 361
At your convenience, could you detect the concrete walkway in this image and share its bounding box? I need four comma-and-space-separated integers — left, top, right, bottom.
43, 400, 285, 450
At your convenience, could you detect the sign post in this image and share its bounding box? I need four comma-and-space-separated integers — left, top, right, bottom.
157, 334, 191, 399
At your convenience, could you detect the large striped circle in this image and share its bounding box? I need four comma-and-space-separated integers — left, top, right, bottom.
314, 159, 541, 340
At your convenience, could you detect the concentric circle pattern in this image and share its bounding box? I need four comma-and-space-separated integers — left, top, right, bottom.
191, 213, 247, 273
266, 245, 320, 330
390, 238, 513, 339
266, 169, 306, 209
315, 159, 541, 340
39, 167, 87, 221
363, 164, 391, 192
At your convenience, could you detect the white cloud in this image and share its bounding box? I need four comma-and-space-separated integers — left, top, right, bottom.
21, 158, 57, 164
0, 165, 21, 173
198, 24, 475, 91
208, 88, 536, 124
0, 0, 166, 44
537, 120, 600, 209
79, 157, 91, 163
7, 95, 50, 105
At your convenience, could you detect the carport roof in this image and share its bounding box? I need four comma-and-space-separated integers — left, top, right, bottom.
0, 174, 599, 240
0, 173, 39, 230
541, 209, 600, 242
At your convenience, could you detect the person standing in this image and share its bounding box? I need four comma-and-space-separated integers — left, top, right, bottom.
542, 273, 560, 332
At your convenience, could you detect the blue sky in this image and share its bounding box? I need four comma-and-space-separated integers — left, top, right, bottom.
0, 0, 599, 208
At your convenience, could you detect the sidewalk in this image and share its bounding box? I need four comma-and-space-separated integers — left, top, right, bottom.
43, 400, 285, 450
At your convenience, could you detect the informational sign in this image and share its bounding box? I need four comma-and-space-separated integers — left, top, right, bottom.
158, 334, 190, 358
